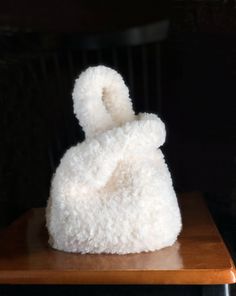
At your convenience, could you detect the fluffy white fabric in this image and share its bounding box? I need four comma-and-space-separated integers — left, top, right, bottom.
46, 65, 182, 254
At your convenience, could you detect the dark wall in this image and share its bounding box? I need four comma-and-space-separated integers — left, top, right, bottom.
1, 1, 236, 229
0, 0, 170, 32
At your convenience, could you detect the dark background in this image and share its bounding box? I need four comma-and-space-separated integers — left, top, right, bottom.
1, 0, 236, 294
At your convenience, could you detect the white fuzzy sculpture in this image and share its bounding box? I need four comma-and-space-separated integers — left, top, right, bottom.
46, 66, 182, 254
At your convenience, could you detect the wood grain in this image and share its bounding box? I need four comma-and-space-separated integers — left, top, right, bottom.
0, 192, 235, 284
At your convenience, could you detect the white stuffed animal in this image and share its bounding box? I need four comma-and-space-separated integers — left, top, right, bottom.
46, 66, 182, 254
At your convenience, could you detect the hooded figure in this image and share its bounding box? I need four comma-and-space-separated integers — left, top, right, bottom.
46, 66, 182, 254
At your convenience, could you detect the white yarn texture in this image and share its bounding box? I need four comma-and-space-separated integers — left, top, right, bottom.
46, 66, 182, 254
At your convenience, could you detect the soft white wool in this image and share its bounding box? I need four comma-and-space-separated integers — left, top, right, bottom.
72, 66, 135, 138
46, 66, 182, 254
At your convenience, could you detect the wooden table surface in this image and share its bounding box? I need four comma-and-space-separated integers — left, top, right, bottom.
0, 192, 235, 285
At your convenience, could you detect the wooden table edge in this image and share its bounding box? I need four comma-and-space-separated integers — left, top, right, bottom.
0, 268, 235, 285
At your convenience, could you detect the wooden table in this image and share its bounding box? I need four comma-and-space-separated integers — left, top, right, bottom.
0, 192, 235, 295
